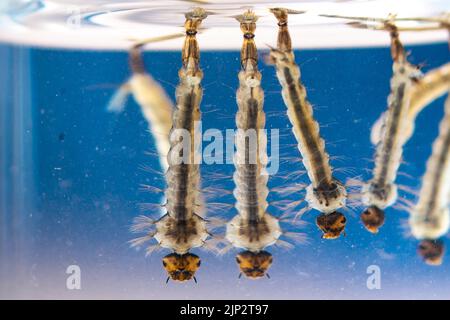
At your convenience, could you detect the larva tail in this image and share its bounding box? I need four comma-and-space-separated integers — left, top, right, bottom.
154, 213, 209, 255
107, 82, 131, 113
226, 213, 282, 253
410, 207, 450, 240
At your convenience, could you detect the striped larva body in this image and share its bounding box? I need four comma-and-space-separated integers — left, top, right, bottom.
409, 93, 450, 241
225, 11, 281, 279
130, 8, 209, 283
269, 8, 346, 239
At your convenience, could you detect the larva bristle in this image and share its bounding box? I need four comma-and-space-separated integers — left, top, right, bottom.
274, 239, 295, 251
129, 233, 155, 248
130, 215, 156, 233
283, 231, 309, 245
145, 243, 162, 257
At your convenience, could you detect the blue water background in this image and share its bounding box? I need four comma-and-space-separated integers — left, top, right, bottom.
0, 42, 449, 299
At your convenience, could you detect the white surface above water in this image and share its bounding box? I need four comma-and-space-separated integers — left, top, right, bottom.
0, 0, 448, 50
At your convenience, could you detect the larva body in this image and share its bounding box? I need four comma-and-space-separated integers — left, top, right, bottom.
226, 11, 282, 253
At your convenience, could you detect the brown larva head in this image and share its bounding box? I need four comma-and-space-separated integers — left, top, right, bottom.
360, 206, 385, 234
316, 211, 347, 239
236, 250, 273, 279
417, 239, 445, 266
162, 253, 201, 283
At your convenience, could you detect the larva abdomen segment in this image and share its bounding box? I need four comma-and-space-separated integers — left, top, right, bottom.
233, 167, 270, 217
229, 89, 281, 250
277, 60, 333, 188
165, 84, 202, 222
233, 78, 270, 221
226, 214, 282, 252
154, 213, 208, 254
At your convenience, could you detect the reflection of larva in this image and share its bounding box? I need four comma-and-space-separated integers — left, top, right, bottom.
130, 8, 210, 283
108, 35, 181, 172
371, 62, 450, 158
408, 63, 450, 119
225, 11, 282, 279
409, 93, 450, 266
370, 63, 450, 149
269, 8, 347, 239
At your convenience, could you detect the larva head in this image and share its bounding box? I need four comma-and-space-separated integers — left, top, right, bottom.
162, 253, 201, 283
316, 211, 347, 239
417, 239, 445, 266
360, 206, 385, 234
236, 250, 273, 279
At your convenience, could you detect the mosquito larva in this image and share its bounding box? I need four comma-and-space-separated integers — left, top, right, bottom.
130, 8, 209, 283
108, 37, 180, 172
225, 10, 281, 279
269, 8, 347, 239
